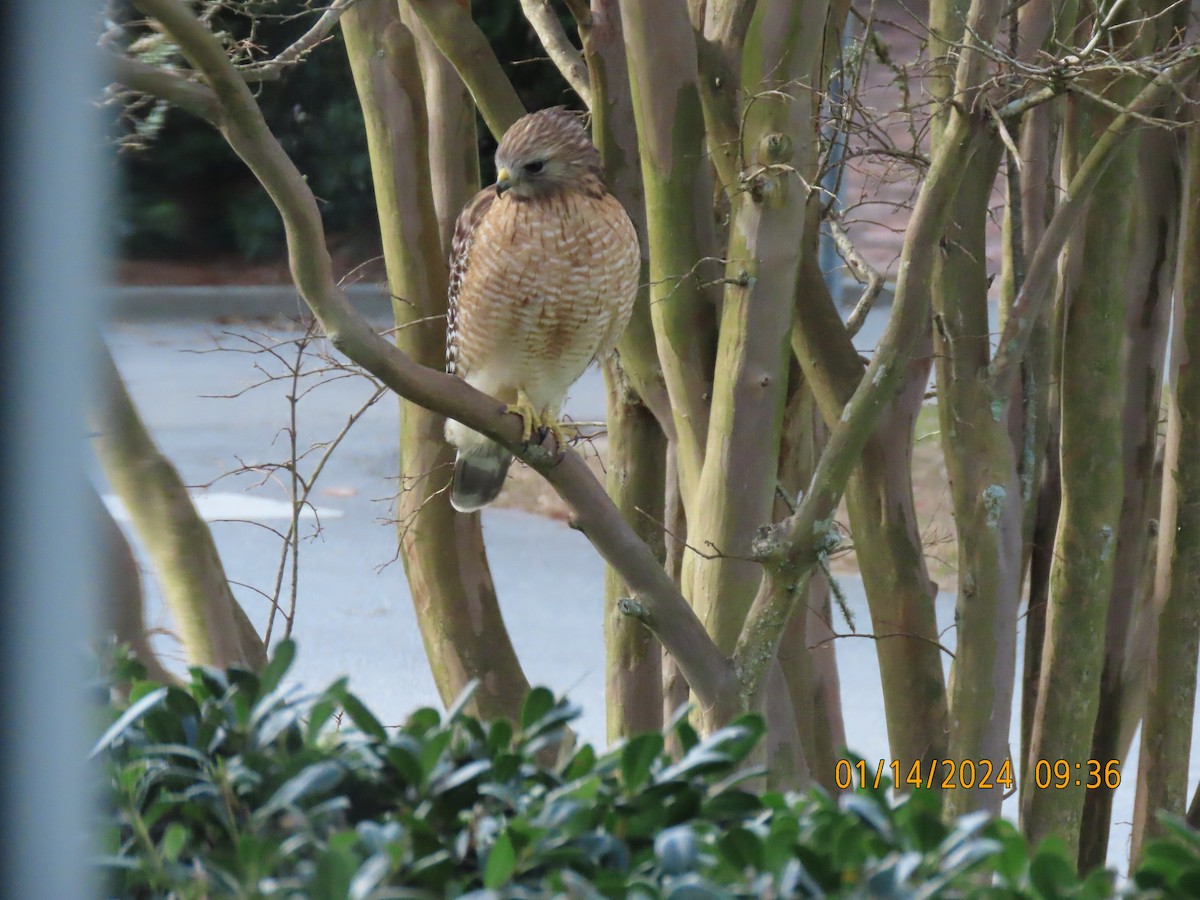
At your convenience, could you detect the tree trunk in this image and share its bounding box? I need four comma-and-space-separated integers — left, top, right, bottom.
1022, 78, 1138, 859
933, 139, 1023, 819
775, 365, 840, 792
343, 2, 531, 722
604, 358, 667, 739
90, 345, 264, 671
1131, 95, 1200, 865
791, 212, 949, 775
1079, 120, 1181, 873
92, 483, 177, 684
617, 0, 717, 512
687, 0, 826, 654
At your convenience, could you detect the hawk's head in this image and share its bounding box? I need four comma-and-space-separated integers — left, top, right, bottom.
493, 107, 603, 200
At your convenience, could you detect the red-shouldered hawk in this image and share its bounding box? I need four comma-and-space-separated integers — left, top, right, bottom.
444, 107, 640, 512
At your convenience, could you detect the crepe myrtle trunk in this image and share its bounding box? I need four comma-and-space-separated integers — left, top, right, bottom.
617, 0, 717, 516
1003, 1, 1061, 778
90, 344, 265, 672
342, 2, 531, 722
1132, 101, 1200, 865
92, 482, 178, 685
686, 0, 826, 656
1079, 120, 1181, 874
774, 368, 843, 794
1022, 80, 1138, 861
791, 200, 949, 778
1078, 5, 1192, 869
604, 358, 667, 741
927, 0, 1023, 819
401, 3, 480, 258
579, 0, 674, 740
1015, 104, 1061, 802
583, 0, 673, 429
933, 137, 1023, 821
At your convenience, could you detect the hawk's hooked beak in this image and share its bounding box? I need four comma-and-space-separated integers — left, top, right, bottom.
496, 167, 512, 196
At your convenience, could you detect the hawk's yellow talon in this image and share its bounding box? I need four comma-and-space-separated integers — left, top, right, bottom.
506, 389, 569, 449
505, 390, 539, 443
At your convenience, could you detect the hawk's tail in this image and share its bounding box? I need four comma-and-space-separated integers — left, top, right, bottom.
450, 440, 513, 513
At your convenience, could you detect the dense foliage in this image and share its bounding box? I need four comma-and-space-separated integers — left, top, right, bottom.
95, 644, 1200, 898
114, 1, 574, 260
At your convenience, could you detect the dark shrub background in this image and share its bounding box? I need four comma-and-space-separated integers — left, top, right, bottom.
115, 2, 575, 261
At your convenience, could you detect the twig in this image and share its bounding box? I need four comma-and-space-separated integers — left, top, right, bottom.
239, 0, 358, 82
827, 209, 885, 338
518, 0, 592, 108
990, 44, 1200, 396
808, 629, 956, 659
633, 506, 725, 561
816, 551, 854, 632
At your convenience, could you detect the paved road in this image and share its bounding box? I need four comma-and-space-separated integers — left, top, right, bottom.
103, 313, 1171, 868
102, 316, 910, 746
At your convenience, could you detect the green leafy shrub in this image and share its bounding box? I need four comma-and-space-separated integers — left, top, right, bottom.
95, 643, 1200, 898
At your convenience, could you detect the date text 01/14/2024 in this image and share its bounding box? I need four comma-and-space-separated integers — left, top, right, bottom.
834, 758, 1122, 792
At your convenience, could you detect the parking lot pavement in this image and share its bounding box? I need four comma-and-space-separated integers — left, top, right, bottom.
103, 317, 918, 749
102, 314, 1155, 868
102, 319, 616, 740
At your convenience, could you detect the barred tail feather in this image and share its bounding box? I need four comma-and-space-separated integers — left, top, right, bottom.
450, 443, 513, 513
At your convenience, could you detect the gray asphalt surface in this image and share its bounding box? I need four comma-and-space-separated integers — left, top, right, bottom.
101, 308, 1177, 868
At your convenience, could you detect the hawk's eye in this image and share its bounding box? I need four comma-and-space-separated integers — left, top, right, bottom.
524, 160, 545, 174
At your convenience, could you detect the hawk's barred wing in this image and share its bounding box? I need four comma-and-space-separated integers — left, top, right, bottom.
445, 187, 496, 377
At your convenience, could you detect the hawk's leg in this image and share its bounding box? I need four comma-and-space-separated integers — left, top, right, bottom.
506, 388, 568, 449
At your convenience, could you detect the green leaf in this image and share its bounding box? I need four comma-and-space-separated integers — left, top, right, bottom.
260, 761, 342, 816
562, 743, 596, 780
385, 742, 424, 786
90, 686, 168, 757
419, 730, 455, 780
663, 874, 725, 898
483, 831, 516, 889
405, 706, 442, 735
312, 832, 360, 900
348, 853, 391, 900
717, 826, 763, 870
842, 793, 894, 841
621, 733, 664, 791
488, 718, 513, 754
334, 686, 388, 741
700, 789, 762, 820
655, 825, 699, 875
1029, 842, 1076, 899
160, 822, 187, 862
432, 759, 492, 796
306, 697, 337, 744
520, 687, 555, 731
445, 679, 480, 722
259, 639, 296, 695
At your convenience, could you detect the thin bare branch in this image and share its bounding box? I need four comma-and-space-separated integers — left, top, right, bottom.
990, 44, 1200, 396
519, 0, 592, 107
240, 0, 359, 81
828, 209, 886, 337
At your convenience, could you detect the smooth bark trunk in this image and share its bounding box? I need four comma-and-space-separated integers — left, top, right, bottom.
343, 2, 531, 722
